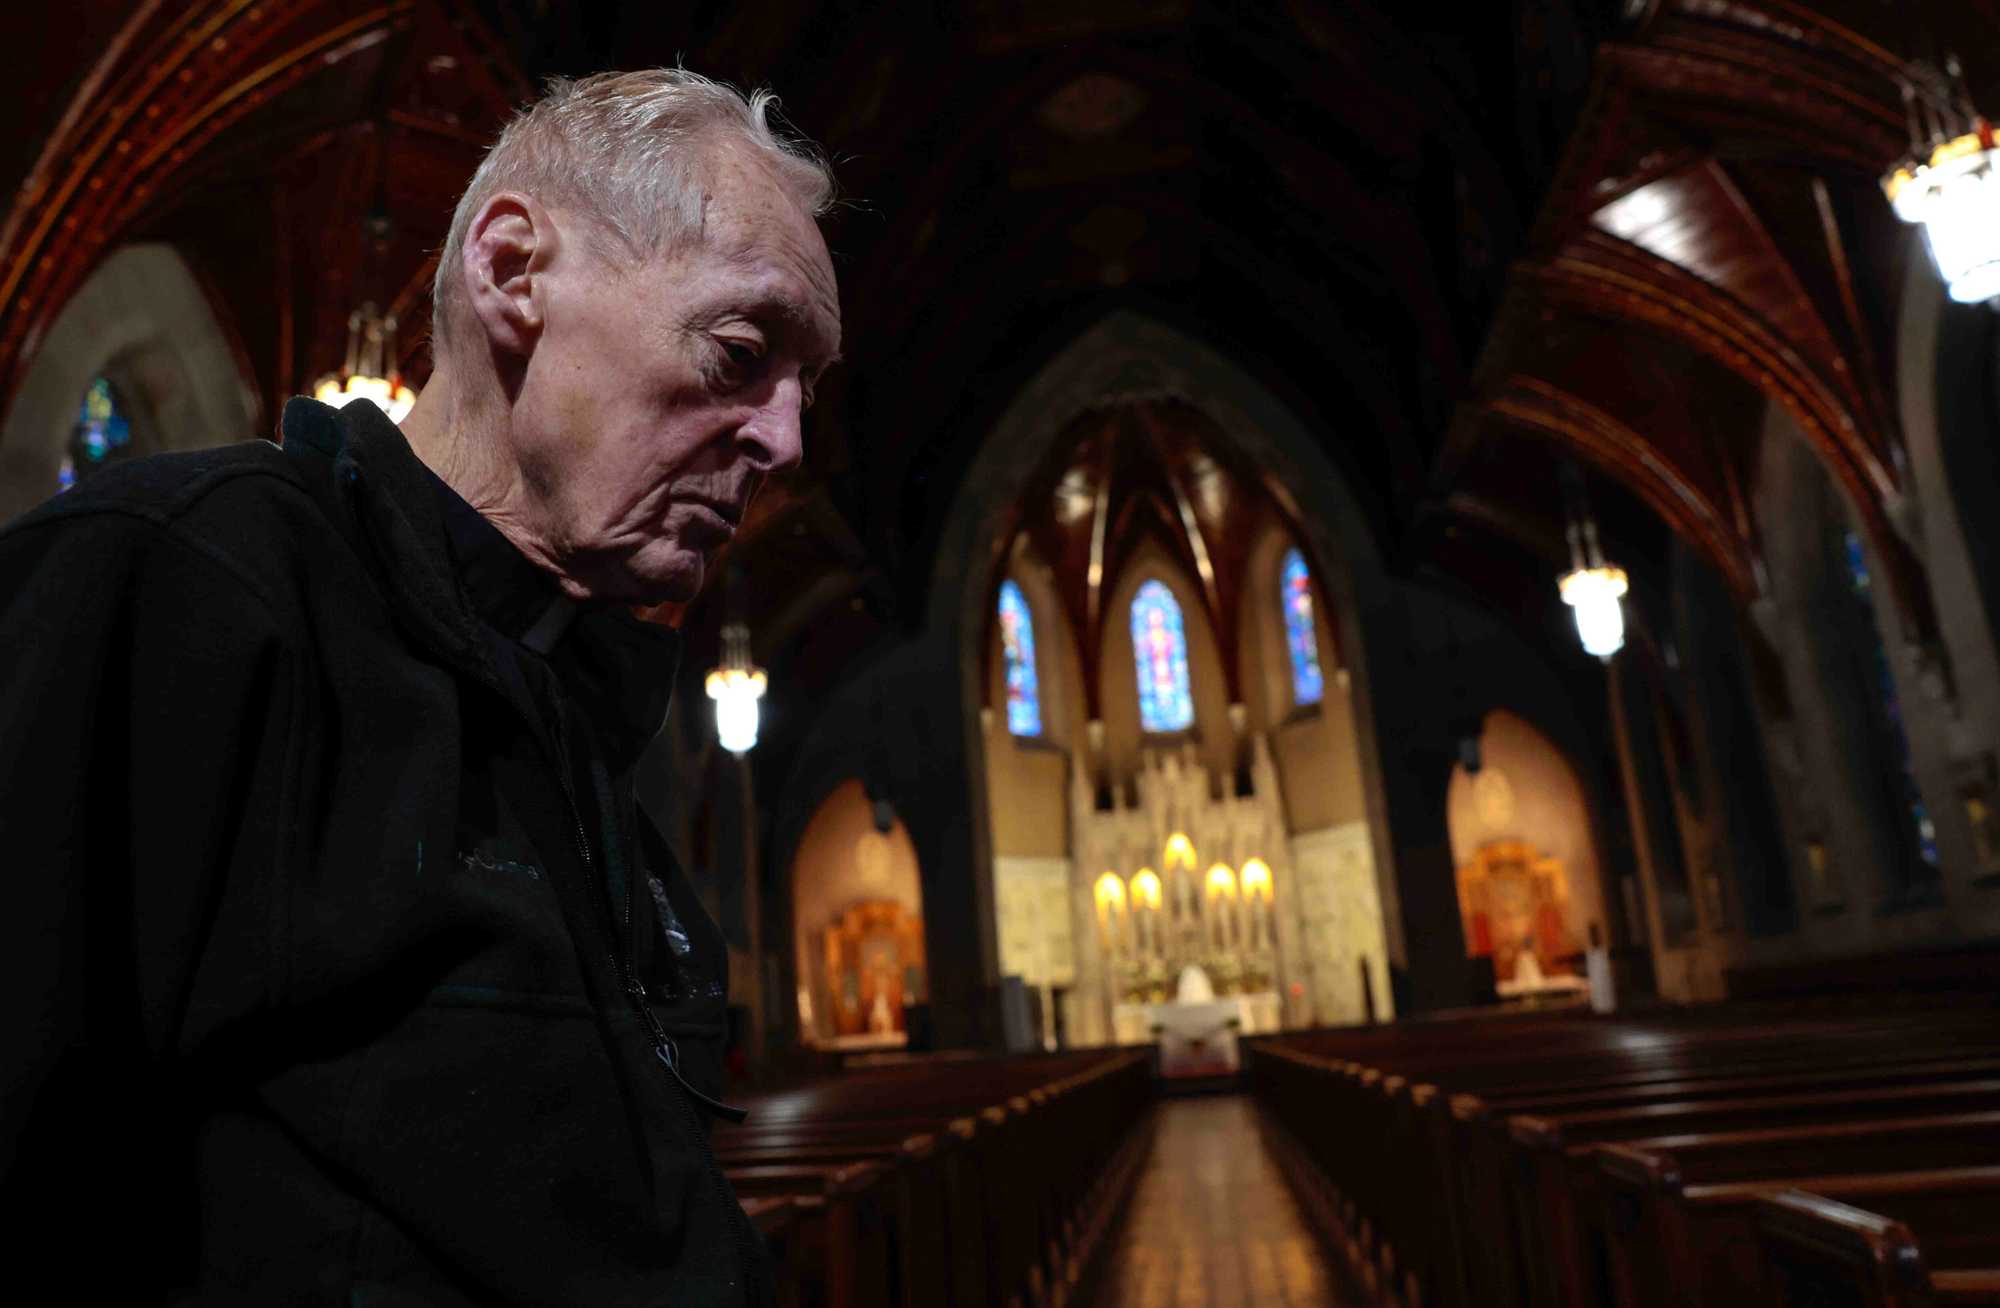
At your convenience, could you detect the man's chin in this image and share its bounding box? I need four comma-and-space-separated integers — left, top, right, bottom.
621, 546, 708, 607
567, 543, 711, 607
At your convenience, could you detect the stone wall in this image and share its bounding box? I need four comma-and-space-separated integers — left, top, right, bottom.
1288, 822, 1394, 1026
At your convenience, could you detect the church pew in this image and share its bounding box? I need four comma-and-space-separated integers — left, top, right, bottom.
718, 1048, 1153, 1308
744, 1195, 807, 1308
1499, 1079, 2000, 1306
1259, 1049, 1997, 1308
718, 1133, 951, 1308
1268, 1010, 2000, 1088
1480, 1055, 2000, 1118
1756, 1184, 2000, 1308
1375, 1020, 2000, 1104
1591, 1112, 2000, 1308
1425, 1042, 2000, 1307
723, 1115, 992, 1306
1249, 1016, 2000, 1308
727, 1161, 895, 1308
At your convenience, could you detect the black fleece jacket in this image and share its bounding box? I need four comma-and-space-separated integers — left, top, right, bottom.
0, 397, 770, 1305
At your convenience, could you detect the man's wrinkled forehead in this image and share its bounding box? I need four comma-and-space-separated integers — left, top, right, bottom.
723, 250, 841, 361
704, 148, 841, 344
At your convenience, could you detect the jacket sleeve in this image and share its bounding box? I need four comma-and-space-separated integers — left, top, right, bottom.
0, 507, 292, 1217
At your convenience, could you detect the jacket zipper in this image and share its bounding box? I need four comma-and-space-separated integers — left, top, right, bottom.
336, 460, 761, 1286
545, 705, 759, 1274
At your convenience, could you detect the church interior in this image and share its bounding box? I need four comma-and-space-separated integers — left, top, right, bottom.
10, 0, 2000, 1303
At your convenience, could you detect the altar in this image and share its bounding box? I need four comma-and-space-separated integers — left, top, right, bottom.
1110, 992, 1283, 1047
1112, 966, 1282, 1077
987, 740, 1395, 1050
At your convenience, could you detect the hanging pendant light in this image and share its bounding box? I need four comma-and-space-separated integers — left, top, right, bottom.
705, 622, 767, 753
1556, 462, 1628, 661
1883, 55, 2000, 304
1559, 516, 1628, 661
314, 301, 417, 421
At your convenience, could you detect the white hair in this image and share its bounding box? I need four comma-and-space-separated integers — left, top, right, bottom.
431, 68, 835, 355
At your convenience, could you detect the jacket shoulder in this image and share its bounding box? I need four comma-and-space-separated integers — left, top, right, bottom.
6, 440, 302, 527
0, 440, 348, 612
5, 439, 337, 543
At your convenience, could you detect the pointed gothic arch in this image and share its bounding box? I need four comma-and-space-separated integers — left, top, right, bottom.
922, 309, 1407, 1001
0, 243, 257, 521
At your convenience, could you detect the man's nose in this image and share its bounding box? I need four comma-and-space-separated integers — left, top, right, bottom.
738, 377, 806, 475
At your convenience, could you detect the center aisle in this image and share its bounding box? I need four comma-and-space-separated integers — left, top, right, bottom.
1088, 1094, 1348, 1307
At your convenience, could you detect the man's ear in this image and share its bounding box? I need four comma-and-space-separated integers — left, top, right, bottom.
461, 191, 553, 359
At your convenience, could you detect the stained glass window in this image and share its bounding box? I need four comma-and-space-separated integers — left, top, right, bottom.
59, 375, 135, 492
1131, 579, 1194, 733
1281, 547, 1324, 707
998, 579, 1042, 737
1842, 530, 1941, 871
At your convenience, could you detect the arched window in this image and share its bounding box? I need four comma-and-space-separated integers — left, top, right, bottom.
1281, 547, 1324, 707
1131, 579, 1194, 733
997, 579, 1042, 737
59, 375, 136, 492
1840, 530, 1941, 880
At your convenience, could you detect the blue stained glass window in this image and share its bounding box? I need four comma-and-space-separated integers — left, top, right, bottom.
60, 375, 134, 493
1131, 579, 1194, 733
1281, 547, 1324, 707
998, 579, 1042, 737
1842, 531, 1941, 870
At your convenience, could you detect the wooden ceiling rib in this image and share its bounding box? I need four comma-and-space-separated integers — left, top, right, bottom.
997, 398, 1307, 717
1441, 0, 1974, 648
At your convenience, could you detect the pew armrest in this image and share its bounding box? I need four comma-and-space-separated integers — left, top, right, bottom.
1753, 1189, 1932, 1297
1594, 1142, 1682, 1193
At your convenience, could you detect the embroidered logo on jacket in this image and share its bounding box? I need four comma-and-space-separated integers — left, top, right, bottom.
457, 849, 544, 880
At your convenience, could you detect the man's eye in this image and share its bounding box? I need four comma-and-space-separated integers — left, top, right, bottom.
721, 339, 762, 369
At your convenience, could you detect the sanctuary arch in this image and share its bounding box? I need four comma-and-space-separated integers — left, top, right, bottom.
955, 313, 1401, 1049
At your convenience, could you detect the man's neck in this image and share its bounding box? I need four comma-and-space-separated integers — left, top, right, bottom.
401, 369, 589, 600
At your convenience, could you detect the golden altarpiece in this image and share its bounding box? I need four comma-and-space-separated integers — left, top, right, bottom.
993, 733, 1394, 1048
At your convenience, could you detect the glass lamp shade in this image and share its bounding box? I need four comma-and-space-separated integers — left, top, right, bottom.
1559, 565, 1629, 660
1129, 868, 1162, 911
705, 666, 767, 754
1884, 130, 2000, 304
313, 372, 417, 422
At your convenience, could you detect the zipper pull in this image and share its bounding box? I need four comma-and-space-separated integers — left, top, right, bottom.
630, 979, 751, 1124
627, 977, 673, 1048
656, 1036, 751, 1125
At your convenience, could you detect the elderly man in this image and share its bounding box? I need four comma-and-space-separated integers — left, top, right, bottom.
0, 70, 837, 1304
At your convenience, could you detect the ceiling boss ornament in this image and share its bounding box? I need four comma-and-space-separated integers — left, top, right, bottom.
1883, 52, 2000, 304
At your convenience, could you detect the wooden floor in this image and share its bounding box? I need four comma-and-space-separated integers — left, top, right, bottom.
1089, 1094, 1349, 1307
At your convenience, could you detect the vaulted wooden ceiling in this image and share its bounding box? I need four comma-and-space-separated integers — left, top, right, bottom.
1427, 0, 1998, 651
2, 0, 1989, 728
994, 398, 1333, 718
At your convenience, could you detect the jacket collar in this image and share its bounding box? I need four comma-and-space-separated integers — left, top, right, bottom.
281, 397, 680, 772
423, 458, 574, 650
